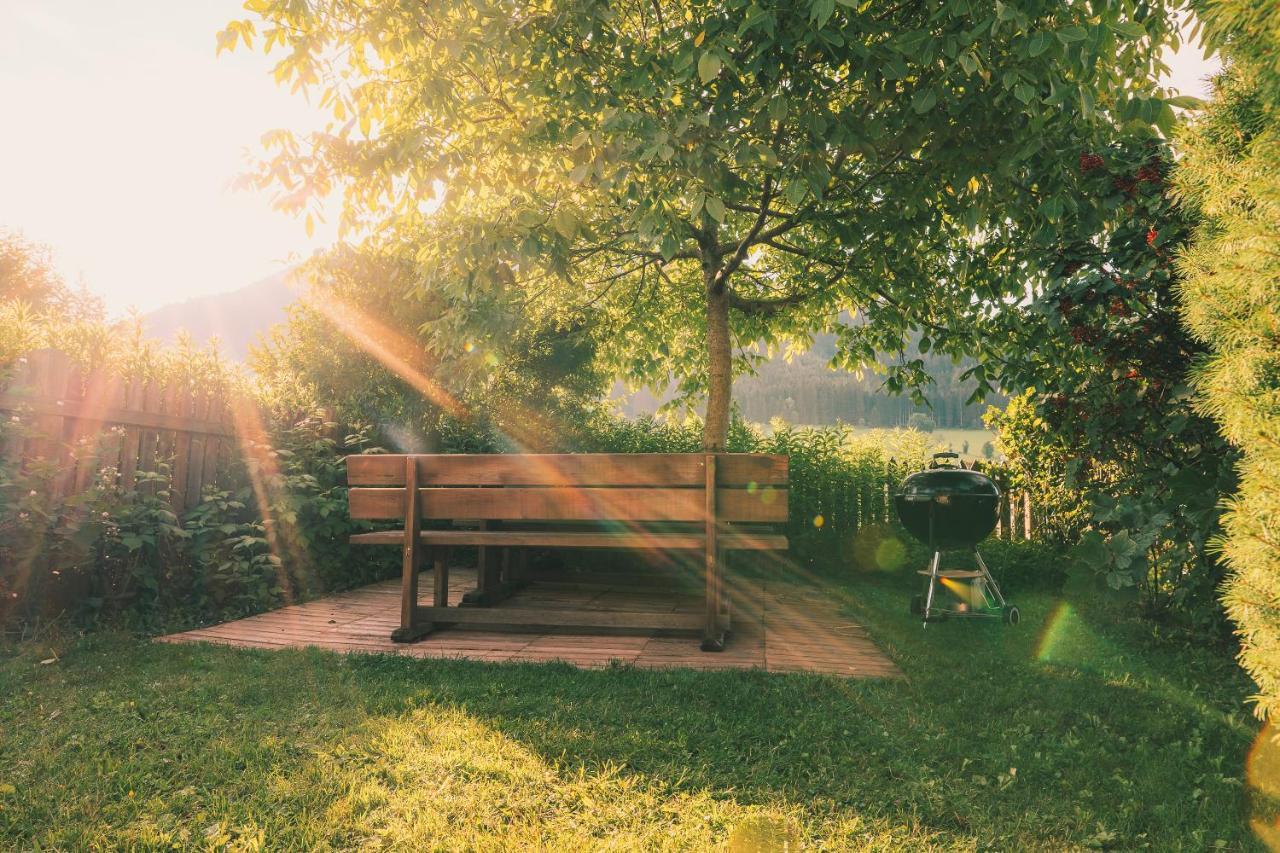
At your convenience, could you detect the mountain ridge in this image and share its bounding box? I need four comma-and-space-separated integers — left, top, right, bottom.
141, 269, 296, 361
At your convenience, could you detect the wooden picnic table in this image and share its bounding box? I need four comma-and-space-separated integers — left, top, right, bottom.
346, 452, 789, 650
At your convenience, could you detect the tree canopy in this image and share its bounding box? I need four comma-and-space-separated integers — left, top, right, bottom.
226, 0, 1183, 447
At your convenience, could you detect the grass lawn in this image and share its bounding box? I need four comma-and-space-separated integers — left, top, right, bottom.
0, 552, 1266, 850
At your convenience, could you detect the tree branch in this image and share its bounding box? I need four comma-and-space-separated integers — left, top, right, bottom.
715, 176, 776, 287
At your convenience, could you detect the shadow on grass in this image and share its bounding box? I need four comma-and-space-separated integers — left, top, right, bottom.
0, 563, 1266, 849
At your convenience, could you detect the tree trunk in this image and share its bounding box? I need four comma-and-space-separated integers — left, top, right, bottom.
703, 279, 732, 451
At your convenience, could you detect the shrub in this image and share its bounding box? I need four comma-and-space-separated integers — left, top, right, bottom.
966, 138, 1239, 636
1176, 39, 1280, 718
906, 412, 935, 433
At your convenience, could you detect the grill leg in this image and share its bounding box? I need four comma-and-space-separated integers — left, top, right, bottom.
973, 549, 1006, 607
922, 550, 942, 626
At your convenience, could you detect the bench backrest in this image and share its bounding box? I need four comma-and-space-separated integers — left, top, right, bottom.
346, 453, 788, 523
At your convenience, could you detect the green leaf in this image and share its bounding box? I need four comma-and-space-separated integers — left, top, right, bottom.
911, 87, 937, 113
1057, 25, 1088, 43
1074, 530, 1108, 566
1165, 94, 1206, 110
698, 52, 722, 84
882, 59, 907, 80
809, 0, 835, 27
704, 196, 726, 222
782, 181, 807, 206
1109, 21, 1146, 39
552, 208, 579, 239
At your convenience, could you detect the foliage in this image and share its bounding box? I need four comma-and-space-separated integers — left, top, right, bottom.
225, 0, 1184, 448
621, 331, 1003, 429
1175, 6, 1280, 720
957, 138, 1238, 633
583, 413, 938, 563
0, 299, 392, 632
251, 246, 608, 455
0, 554, 1259, 849
984, 391, 1090, 544
0, 230, 101, 320
0, 406, 387, 634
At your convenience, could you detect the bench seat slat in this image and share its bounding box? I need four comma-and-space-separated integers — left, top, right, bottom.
347, 453, 787, 488
350, 529, 788, 550
348, 486, 787, 523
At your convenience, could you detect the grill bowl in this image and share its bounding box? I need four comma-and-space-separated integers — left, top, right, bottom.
895, 467, 1000, 550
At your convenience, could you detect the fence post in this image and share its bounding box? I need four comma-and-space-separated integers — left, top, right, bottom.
1023, 491, 1033, 540
996, 485, 1008, 539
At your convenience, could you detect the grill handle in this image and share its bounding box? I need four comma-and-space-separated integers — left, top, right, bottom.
929, 451, 961, 469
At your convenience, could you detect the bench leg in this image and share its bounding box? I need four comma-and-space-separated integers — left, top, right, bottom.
392, 549, 431, 643
462, 542, 527, 607
433, 546, 451, 608
701, 543, 726, 652
461, 540, 504, 606
392, 457, 432, 642
720, 548, 732, 636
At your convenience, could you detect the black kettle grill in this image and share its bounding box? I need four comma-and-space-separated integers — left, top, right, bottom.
894, 452, 1019, 626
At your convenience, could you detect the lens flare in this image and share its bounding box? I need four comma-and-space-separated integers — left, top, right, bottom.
1035, 602, 1076, 663
873, 537, 905, 571
229, 396, 305, 604
300, 291, 466, 420
939, 575, 983, 607
1248, 724, 1280, 849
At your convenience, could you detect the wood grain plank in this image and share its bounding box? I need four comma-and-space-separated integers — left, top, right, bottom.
348, 486, 787, 522
348, 529, 788, 550
346, 453, 787, 488
413, 606, 703, 632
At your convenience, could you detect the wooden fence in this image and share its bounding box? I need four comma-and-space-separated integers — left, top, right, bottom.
0, 348, 241, 512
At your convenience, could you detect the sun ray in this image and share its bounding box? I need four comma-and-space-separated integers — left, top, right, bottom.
229, 394, 305, 605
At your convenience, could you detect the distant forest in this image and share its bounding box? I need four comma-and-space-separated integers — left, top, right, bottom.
618, 334, 1004, 428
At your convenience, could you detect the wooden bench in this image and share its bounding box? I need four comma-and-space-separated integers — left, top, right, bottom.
346, 453, 789, 651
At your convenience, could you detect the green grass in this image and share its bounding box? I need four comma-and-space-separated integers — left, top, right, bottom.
0, 555, 1265, 850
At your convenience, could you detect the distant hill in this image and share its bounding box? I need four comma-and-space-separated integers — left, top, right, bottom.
142, 270, 298, 361
615, 332, 1004, 429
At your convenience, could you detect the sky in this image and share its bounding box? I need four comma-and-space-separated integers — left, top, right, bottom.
0, 2, 1221, 316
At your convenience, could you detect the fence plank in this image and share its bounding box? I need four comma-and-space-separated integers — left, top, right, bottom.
186, 392, 209, 508
136, 380, 162, 489
169, 385, 194, 512
118, 378, 143, 491
1023, 491, 1033, 540
1, 356, 34, 463
26, 350, 71, 465
200, 391, 225, 494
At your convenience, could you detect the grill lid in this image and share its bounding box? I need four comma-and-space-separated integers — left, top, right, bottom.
899, 468, 1000, 500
